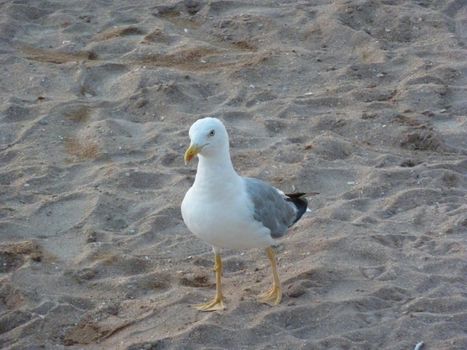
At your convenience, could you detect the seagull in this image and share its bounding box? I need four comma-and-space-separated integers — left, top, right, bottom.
181, 117, 309, 311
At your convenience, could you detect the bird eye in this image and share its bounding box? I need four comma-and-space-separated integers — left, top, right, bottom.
208, 130, 215, 137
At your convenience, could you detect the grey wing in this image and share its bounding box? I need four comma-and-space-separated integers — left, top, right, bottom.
244, 177, 297, 238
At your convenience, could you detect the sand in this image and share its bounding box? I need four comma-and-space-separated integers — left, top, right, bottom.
1, 0, 466, 349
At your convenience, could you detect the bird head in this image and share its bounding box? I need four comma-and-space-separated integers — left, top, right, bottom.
184, 117, 229, 164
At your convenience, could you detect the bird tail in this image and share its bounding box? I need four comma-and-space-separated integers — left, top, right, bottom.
285, 192, 310, 225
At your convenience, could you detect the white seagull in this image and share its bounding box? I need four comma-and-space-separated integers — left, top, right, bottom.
181, 117, 309, 311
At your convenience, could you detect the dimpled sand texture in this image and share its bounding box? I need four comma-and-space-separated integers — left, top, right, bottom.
0, 0, 466, 349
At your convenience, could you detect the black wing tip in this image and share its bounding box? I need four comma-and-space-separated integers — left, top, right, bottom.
285, 192, 319, 198
285, 192, 307, 199
285, 194, 309, 225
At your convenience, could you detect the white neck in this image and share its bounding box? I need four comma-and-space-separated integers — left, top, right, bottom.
194, 147, 240, 192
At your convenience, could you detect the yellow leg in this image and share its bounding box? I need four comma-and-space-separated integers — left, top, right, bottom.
194, 253, 225, 311
258, 247, 282, 305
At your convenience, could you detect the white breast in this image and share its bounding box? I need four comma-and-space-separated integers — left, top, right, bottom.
181, 183, 274, 250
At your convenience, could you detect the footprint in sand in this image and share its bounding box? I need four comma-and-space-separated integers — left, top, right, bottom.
26, 194, 96, 237
77, 63, 138, 99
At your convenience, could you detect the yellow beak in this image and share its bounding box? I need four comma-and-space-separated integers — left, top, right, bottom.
184, 144, 201, 165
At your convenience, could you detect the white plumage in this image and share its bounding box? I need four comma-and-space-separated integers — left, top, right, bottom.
182, 172, 275, 250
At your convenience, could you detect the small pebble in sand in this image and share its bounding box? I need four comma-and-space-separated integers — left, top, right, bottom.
287, 283, 306, 298
414, 342, 424, 350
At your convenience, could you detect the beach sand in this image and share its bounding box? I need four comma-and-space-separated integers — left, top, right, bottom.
1, 0, 466, 349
